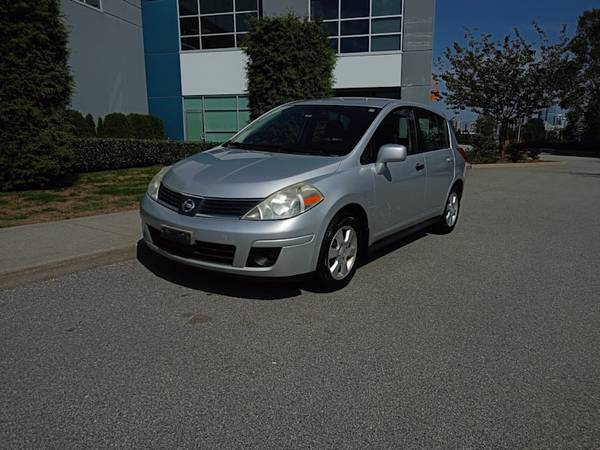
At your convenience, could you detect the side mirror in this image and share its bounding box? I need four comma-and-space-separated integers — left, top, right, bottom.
375, 144, 407, 174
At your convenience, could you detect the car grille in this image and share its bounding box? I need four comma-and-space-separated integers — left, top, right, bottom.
158, 184, 262, 218
147, 226, 236, 265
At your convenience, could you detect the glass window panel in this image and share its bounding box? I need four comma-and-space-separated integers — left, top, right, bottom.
236, 33, 248, 46
341, 19, 368, 35
371, 34, 401, 51
201, 15, 234, 34
340, 36, 368, 53
186, 112, 203, 141
204, 96, 238, 110
238, 96, 250, 110
184, 98, 203, 110
178, 0, 198, 15
236, 0, 257, 11
86, 0, 101, 8
311, 0, 338, 20
239, 110, 251, 126
206, 111, 238, 131
328, 38, 339, 52
372, 0, 402, 16
206, 132, 235, 142
340, 0, 369, 18
323, 21, 338, 36
202, 34, 235, 48
180, 17, 199, 36
371, 17, 401, 34
181, 36, 200, 50
236, 12, 256, 32
200, 0, 232, 14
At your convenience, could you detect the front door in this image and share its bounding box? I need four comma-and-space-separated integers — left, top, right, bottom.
365, 108, 427, 239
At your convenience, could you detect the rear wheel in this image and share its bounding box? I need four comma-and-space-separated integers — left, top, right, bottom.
314, 212, 362, 291
434, 187, 461, 234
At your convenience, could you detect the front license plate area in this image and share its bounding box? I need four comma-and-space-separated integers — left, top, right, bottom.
161, 226, 192, 245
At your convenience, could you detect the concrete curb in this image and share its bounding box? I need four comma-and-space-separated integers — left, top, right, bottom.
470, 161, 565, 169
0, 245, 137, 290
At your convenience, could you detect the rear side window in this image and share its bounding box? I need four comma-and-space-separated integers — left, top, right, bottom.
414, 108, 449, 152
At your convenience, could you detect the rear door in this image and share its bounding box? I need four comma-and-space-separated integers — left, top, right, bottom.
363, 107, 427, 238
414, 108, 454, 216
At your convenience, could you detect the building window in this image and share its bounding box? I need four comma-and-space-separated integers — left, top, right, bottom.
75, 0, 102, 10
311, 0, 403, 54
184, 95, 251, 142
178, 0, 259, 51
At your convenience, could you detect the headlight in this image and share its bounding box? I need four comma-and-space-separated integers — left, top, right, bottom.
243, 183, 324, 220
147, 166, 171, 201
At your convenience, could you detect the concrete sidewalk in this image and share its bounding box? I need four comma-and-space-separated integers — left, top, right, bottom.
0, 211, 141, 289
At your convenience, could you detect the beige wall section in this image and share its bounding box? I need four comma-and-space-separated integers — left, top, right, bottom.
180, 50, 248, 96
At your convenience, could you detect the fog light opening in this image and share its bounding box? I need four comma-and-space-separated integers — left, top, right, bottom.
247, 247, 282, 268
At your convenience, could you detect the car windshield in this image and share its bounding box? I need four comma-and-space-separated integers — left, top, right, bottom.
224, 104, 381, 156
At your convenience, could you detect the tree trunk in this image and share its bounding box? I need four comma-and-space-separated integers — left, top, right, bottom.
498, 123, 507, 161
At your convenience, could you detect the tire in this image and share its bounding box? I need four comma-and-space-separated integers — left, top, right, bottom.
313, 212, 363, 291
434, 186, 461, 234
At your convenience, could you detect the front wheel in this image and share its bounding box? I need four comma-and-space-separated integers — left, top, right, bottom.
313, 213, 362, 291
434, 187, 461, 234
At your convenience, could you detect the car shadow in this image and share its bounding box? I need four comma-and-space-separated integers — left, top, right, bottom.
136, 240, 304, 300
136, 227, 430, 299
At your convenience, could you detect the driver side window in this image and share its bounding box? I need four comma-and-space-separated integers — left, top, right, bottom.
361, 108, 415, 164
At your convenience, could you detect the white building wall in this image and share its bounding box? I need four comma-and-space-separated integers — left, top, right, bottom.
180, 50, 248, 96
333, 54, 401, 89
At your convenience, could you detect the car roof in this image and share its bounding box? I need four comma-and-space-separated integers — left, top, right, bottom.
291, 97, 448, 118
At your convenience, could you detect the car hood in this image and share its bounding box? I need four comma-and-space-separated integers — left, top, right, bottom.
162, 147, 342, 198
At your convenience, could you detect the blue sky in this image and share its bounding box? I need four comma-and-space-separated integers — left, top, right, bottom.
433, 0, 599, 124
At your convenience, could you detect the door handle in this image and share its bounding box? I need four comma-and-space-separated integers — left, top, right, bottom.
415, 163, 425, 171
446, 157, 453, 163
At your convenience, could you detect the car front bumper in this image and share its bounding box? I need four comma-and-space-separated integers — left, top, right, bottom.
140, 195, 322, 277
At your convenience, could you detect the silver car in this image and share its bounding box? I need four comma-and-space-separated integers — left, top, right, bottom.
141, 98, 467, 289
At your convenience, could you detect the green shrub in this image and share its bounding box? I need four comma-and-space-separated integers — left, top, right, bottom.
243, 13, 336, 119
65, 109, 96, 137
508, 144, 524, 162
85, 114, 96, 137
70, 138, 219, 172
99, 113, 133, 138
527, 148, 541, 160
0, 0, 75, 191
127, 113, 166, 139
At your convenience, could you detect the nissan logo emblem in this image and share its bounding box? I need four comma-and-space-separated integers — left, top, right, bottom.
181, 198, 196, 213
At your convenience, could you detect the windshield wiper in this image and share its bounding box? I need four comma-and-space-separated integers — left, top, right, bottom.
223, 141, 282, 152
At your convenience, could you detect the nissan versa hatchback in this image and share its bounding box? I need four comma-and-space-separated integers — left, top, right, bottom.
141, 98, 467, 289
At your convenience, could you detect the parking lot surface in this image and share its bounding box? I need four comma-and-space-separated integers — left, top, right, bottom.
1, 156, 599, 448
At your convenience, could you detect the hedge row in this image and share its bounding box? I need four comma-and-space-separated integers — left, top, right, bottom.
71, 138, 220, 172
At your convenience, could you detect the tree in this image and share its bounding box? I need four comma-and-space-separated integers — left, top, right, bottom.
521, 118, 546, 142
470, 115, 498, 162
561, 9, 600, 141
65, 110, 96, 137
98, 113, 133, 138
437, 26, 568, 159
242, 13, 336, 119
0, 0, 74, 190
85, 114, 96, 137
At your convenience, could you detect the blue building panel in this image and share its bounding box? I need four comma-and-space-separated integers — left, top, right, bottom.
148, 97, 184, 139
141, 0, 184, 140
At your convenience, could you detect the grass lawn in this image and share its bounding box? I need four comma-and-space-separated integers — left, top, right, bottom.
0, 166, 162, 228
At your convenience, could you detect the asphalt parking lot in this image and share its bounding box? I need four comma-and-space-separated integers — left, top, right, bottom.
1, 156, 599, 448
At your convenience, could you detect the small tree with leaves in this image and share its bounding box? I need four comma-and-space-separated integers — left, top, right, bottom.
0, 0, 75, 190
561, 9, 600, 141
242, 13, 336, 119
437, 26, 568, 159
